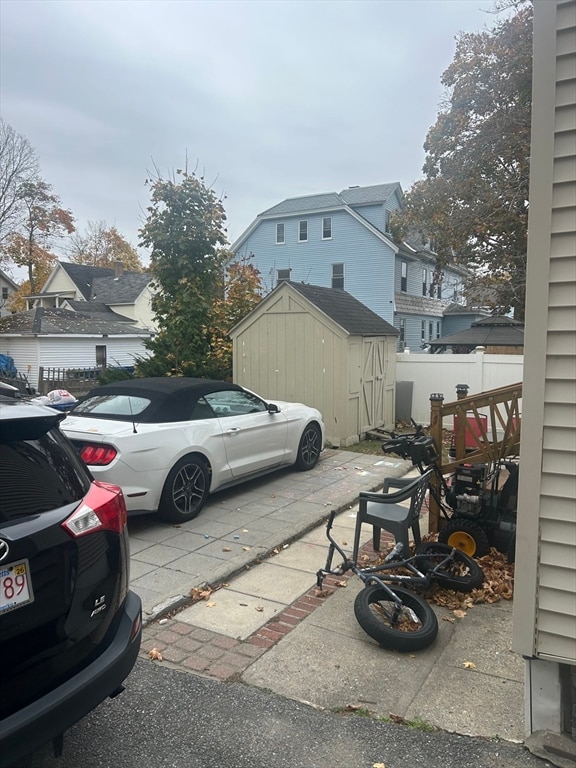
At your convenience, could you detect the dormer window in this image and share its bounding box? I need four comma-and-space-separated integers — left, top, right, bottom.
276, 223, 285, 244
298, 220, 308, 242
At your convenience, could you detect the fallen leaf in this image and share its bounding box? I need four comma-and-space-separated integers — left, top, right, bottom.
190, 586, 212, 601
242, 546, 251, 551
315, 588, 330, 598
463, 661, 476, 669
388, 712, 407, 724
336, 580, 347, 588
442, 616, 455, 623
453, 609, 467, 619
373, 763, 387, 768
222, 547, 232, 552
148, 648, 163, 661
205, 601, 216, 608
255, 605, 264, 612
344, 703, 363, 711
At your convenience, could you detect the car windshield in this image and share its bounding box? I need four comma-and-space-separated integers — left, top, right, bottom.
73, 394, 151, 418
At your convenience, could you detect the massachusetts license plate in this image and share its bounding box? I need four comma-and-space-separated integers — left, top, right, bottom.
0, 559, 34, 614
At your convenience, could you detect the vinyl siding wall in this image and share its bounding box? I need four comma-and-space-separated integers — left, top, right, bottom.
239, 209, 397, 323
0, 336, 151, 389
512, 1, 576, 737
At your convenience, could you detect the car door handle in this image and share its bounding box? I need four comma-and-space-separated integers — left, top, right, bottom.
226, 427, 241, 434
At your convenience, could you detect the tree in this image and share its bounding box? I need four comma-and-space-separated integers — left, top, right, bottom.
0, 179, 75, 293
0, 119, 40, 246
392, 3, 532, 318
204, 255, 263, 379
136, 167, 229, 378
68, 220, 144, 271
7, 259, 54, 312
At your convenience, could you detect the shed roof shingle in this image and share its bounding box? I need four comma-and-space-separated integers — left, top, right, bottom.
286, 282, 398, 336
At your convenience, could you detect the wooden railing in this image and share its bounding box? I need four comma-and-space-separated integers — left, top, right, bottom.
427, 382, 522, 533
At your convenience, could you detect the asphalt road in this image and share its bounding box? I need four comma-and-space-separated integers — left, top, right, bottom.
19, 660, 546, 768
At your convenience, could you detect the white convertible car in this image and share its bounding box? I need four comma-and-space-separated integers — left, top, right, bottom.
62, 377, 324, 522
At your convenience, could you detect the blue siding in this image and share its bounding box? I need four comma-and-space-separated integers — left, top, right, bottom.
237, 209, 397, 324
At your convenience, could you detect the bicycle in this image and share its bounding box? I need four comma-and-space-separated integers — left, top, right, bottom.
381, 420, 519, 561
316, 509, 484, 652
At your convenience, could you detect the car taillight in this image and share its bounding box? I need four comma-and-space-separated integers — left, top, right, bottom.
62, 481, 127, 537
79, 443, 118, 466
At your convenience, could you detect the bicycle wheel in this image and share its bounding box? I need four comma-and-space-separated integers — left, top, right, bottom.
353, 585, 438, 652
415, 542, 484, 592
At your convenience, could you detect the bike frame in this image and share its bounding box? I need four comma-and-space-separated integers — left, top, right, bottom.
316, 510, 459, 595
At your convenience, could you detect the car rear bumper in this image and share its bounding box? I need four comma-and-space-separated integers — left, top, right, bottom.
1, 590, 142, 767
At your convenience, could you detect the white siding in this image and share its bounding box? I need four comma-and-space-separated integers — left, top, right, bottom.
513, 0, 576, 666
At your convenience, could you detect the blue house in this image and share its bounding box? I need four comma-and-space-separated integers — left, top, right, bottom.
232, 183, 468, 351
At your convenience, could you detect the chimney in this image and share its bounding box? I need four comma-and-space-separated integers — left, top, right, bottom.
114, 260, 123, 278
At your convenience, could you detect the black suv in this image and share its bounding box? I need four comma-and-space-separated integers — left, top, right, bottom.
0, 396, 142, 766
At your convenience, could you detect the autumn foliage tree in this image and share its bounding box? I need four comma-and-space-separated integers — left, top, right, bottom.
136, 167, 230, 378
205, 255, 262, 379
393, 3, 532, 318
0, 179, 74, 293
0, 119, 39, 245
68, 220, 144, 271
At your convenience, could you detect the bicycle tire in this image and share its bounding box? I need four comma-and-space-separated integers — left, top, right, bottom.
415, 542, 484, 592
353, 585, 438, 652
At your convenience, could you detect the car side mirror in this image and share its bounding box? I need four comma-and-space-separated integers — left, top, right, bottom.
267, 403, 280, 413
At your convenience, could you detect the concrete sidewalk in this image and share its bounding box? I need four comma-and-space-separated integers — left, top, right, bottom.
130, 449, 534, 755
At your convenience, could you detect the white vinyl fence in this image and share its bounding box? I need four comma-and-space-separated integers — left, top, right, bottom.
396, 350, 524, 425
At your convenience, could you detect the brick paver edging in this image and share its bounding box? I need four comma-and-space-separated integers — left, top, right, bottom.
140, 572, 354, 681
140, 534, 396, 682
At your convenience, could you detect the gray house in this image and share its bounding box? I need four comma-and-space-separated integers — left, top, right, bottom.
512, 0, 576, 755
230, 281, 398, 447
231, 183, 468, 352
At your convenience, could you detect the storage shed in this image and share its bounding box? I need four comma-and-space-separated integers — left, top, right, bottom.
230, 282, 399, 447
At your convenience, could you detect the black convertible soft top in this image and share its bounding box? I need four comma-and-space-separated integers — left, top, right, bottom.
74, 377, 244, 423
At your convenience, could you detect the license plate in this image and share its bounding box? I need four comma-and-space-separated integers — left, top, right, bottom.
0, 559, 34, 614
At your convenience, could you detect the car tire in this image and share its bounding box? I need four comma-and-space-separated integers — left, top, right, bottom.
295, 423, 322, 471
158, 455, 210, 523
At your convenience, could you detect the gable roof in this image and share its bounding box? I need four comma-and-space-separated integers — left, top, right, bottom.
56, 262, 151, 303
232, 183, 402, 253
0, 307, 152, 336
91, 273, 151, 304
284, 282, 398, 336
259, 183, 402, 218
0, 268, 19, 290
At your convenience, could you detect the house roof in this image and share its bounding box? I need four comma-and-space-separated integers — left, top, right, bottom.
285, 282, 398, 336
57, 262, 150, 303
0, 268, 19, 290
442, 302, 491, 317
259, 183, 402, 217
429, 315, 524, 350
0, 307, 152, 336
91, 273, 151, 304
65, 300, 135, 322
394, 293, 445, 318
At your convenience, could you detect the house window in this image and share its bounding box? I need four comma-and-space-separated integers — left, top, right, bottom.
298, 220, 308, 242
384, 210, 391, 233
429, 282, 435, 298
1, 287, 8, 303
277, 268, 291, 284
437, 282, 442, 299
429, 322, 434, 340
422, 268, 427, 297
421, 321, 426, 345
276, 223, 285, 244
401, 261, 407, 292
322, 217, 332, 239
332, 263, 344, 290
95, 345, 107, 369
399, 319, 406, 349
436, 321, 441, 338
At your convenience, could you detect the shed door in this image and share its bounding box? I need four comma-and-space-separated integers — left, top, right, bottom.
360, 338, 386, 430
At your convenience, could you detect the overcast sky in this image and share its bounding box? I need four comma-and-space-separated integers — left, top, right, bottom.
1, 0, 497, 265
